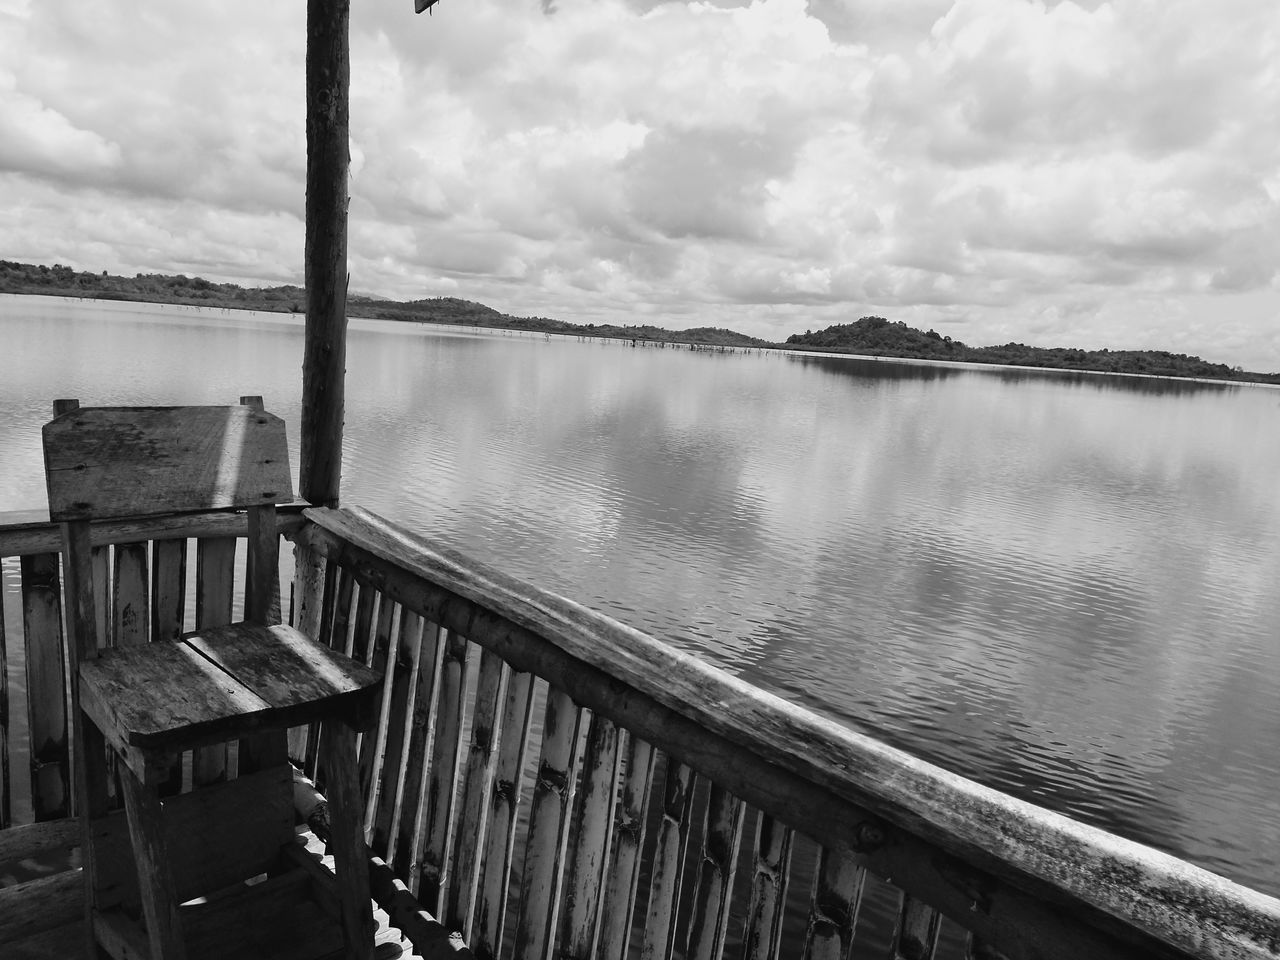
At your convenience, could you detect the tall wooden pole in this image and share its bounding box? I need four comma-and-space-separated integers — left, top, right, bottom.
301, 0, 351, 507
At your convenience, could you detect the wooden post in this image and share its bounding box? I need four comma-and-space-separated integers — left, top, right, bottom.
301, 0, 351, 508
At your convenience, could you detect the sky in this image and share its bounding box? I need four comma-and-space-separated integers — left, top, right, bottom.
1, 0, 1279, 370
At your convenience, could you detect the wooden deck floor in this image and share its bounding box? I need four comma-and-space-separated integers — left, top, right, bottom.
3, 829, 430, 960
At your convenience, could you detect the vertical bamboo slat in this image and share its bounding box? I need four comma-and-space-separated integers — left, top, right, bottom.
0, 577, 8, 828
472, 669, 536, 960
20, 553, 69, 820
513, 687, 585, 960
597, 733, 657, 960
350, 579, 377, 663
741, 814, 794, 960
289, 542, 327, 762
445, 648, 508, 938
112, 542, 149, 647
890, 895, 942, 960
402, 621, 447, 891
363, 600, 401, 821
419, 627, 471, 911
380, 610, 426, 863
685, 785, 746, 960
801, 847, 866, 960
193, 536, 236, 786
559, 713, 622, 960
639, 758, 696, 960
150, 538, 187, 643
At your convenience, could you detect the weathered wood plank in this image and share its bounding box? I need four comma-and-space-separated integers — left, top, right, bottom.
419, 627, 470, 911
0, 509, 306, 558
472, 669, 536, 960
597, 732, 657, 960
94, 765, 292, 909
514, 687, 585, 960
445, 647, 507, 938
20, 553, 69, 821
801, 847, 864, 960
43, 405, 293, 521
91, 544, 111, 650
891, 894, 942, 960
297, 505, 1280, 960
112, 541, 149, 647
0, 868, 84, 943
639, 758, 695, 960
119, 763, 188, 959
685, 784, 746, 960
194, 536, 236, 785
151, 537, 188, 642
559, 712, 622, 960
742, 814, 794, 960
320, 720, 376, 960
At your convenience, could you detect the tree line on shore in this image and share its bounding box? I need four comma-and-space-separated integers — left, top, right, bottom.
3, 259, 1275, 383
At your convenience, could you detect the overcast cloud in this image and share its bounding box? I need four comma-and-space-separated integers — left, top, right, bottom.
1, 0, 1278, 369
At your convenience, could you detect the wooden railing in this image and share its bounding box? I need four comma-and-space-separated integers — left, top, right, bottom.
2, 506, 1279, 960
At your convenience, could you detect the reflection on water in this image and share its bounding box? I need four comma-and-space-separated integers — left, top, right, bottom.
3, 295, 1279, 893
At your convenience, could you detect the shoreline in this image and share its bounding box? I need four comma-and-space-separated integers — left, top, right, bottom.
3, 289, 1275, 389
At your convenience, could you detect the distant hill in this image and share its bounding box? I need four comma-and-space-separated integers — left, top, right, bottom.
785, 316, 1280, 384
2, 259, 1274, 382
0, 260, 766, 349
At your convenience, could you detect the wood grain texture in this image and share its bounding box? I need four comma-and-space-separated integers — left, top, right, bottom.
79, 622, 381, 772
0, 509, 306, 558
193, 536, 236, 786
597, 732, 657, 960
151, 537, 188, 643
419, 627, 470, 910
559, 712, 622, 960
801, 847, 865, 960
112, 541, 149, 647
119, 761, 188, 960
0, 578, 8, 828
20, 552, 69, 821
398, 620, 445, 892
93, 765, 292, 909
741, 813, 794, 960
514, 686, 584, 960
301, 0, 351, 508
639, 759, 695, 960
320, 720, 376, 960
891, 894, 942, 960
43, 405, 294, 521
685, 784, 745, 960
445, 647, 507, 938
472, 669, 536, 960
378, 609, 425, 867
298, 506, 1280, 960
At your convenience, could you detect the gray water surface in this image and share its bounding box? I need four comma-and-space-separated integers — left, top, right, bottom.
2, 295, 1278, 894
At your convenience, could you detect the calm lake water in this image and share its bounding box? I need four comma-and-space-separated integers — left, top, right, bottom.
3, 295, 1279, 895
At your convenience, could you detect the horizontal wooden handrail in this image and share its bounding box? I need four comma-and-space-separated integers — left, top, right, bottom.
295, 505, 1280, 960
0, 504, 308, 557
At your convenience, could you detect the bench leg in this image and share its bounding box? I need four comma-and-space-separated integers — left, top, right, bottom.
321, 721, 375, 960
119, 763, 188, 960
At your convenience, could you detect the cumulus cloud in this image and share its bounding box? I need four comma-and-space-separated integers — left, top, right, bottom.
1, 0, 1278, 369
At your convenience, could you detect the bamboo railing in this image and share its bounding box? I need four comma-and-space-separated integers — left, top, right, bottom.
2, 506, 1279, 960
